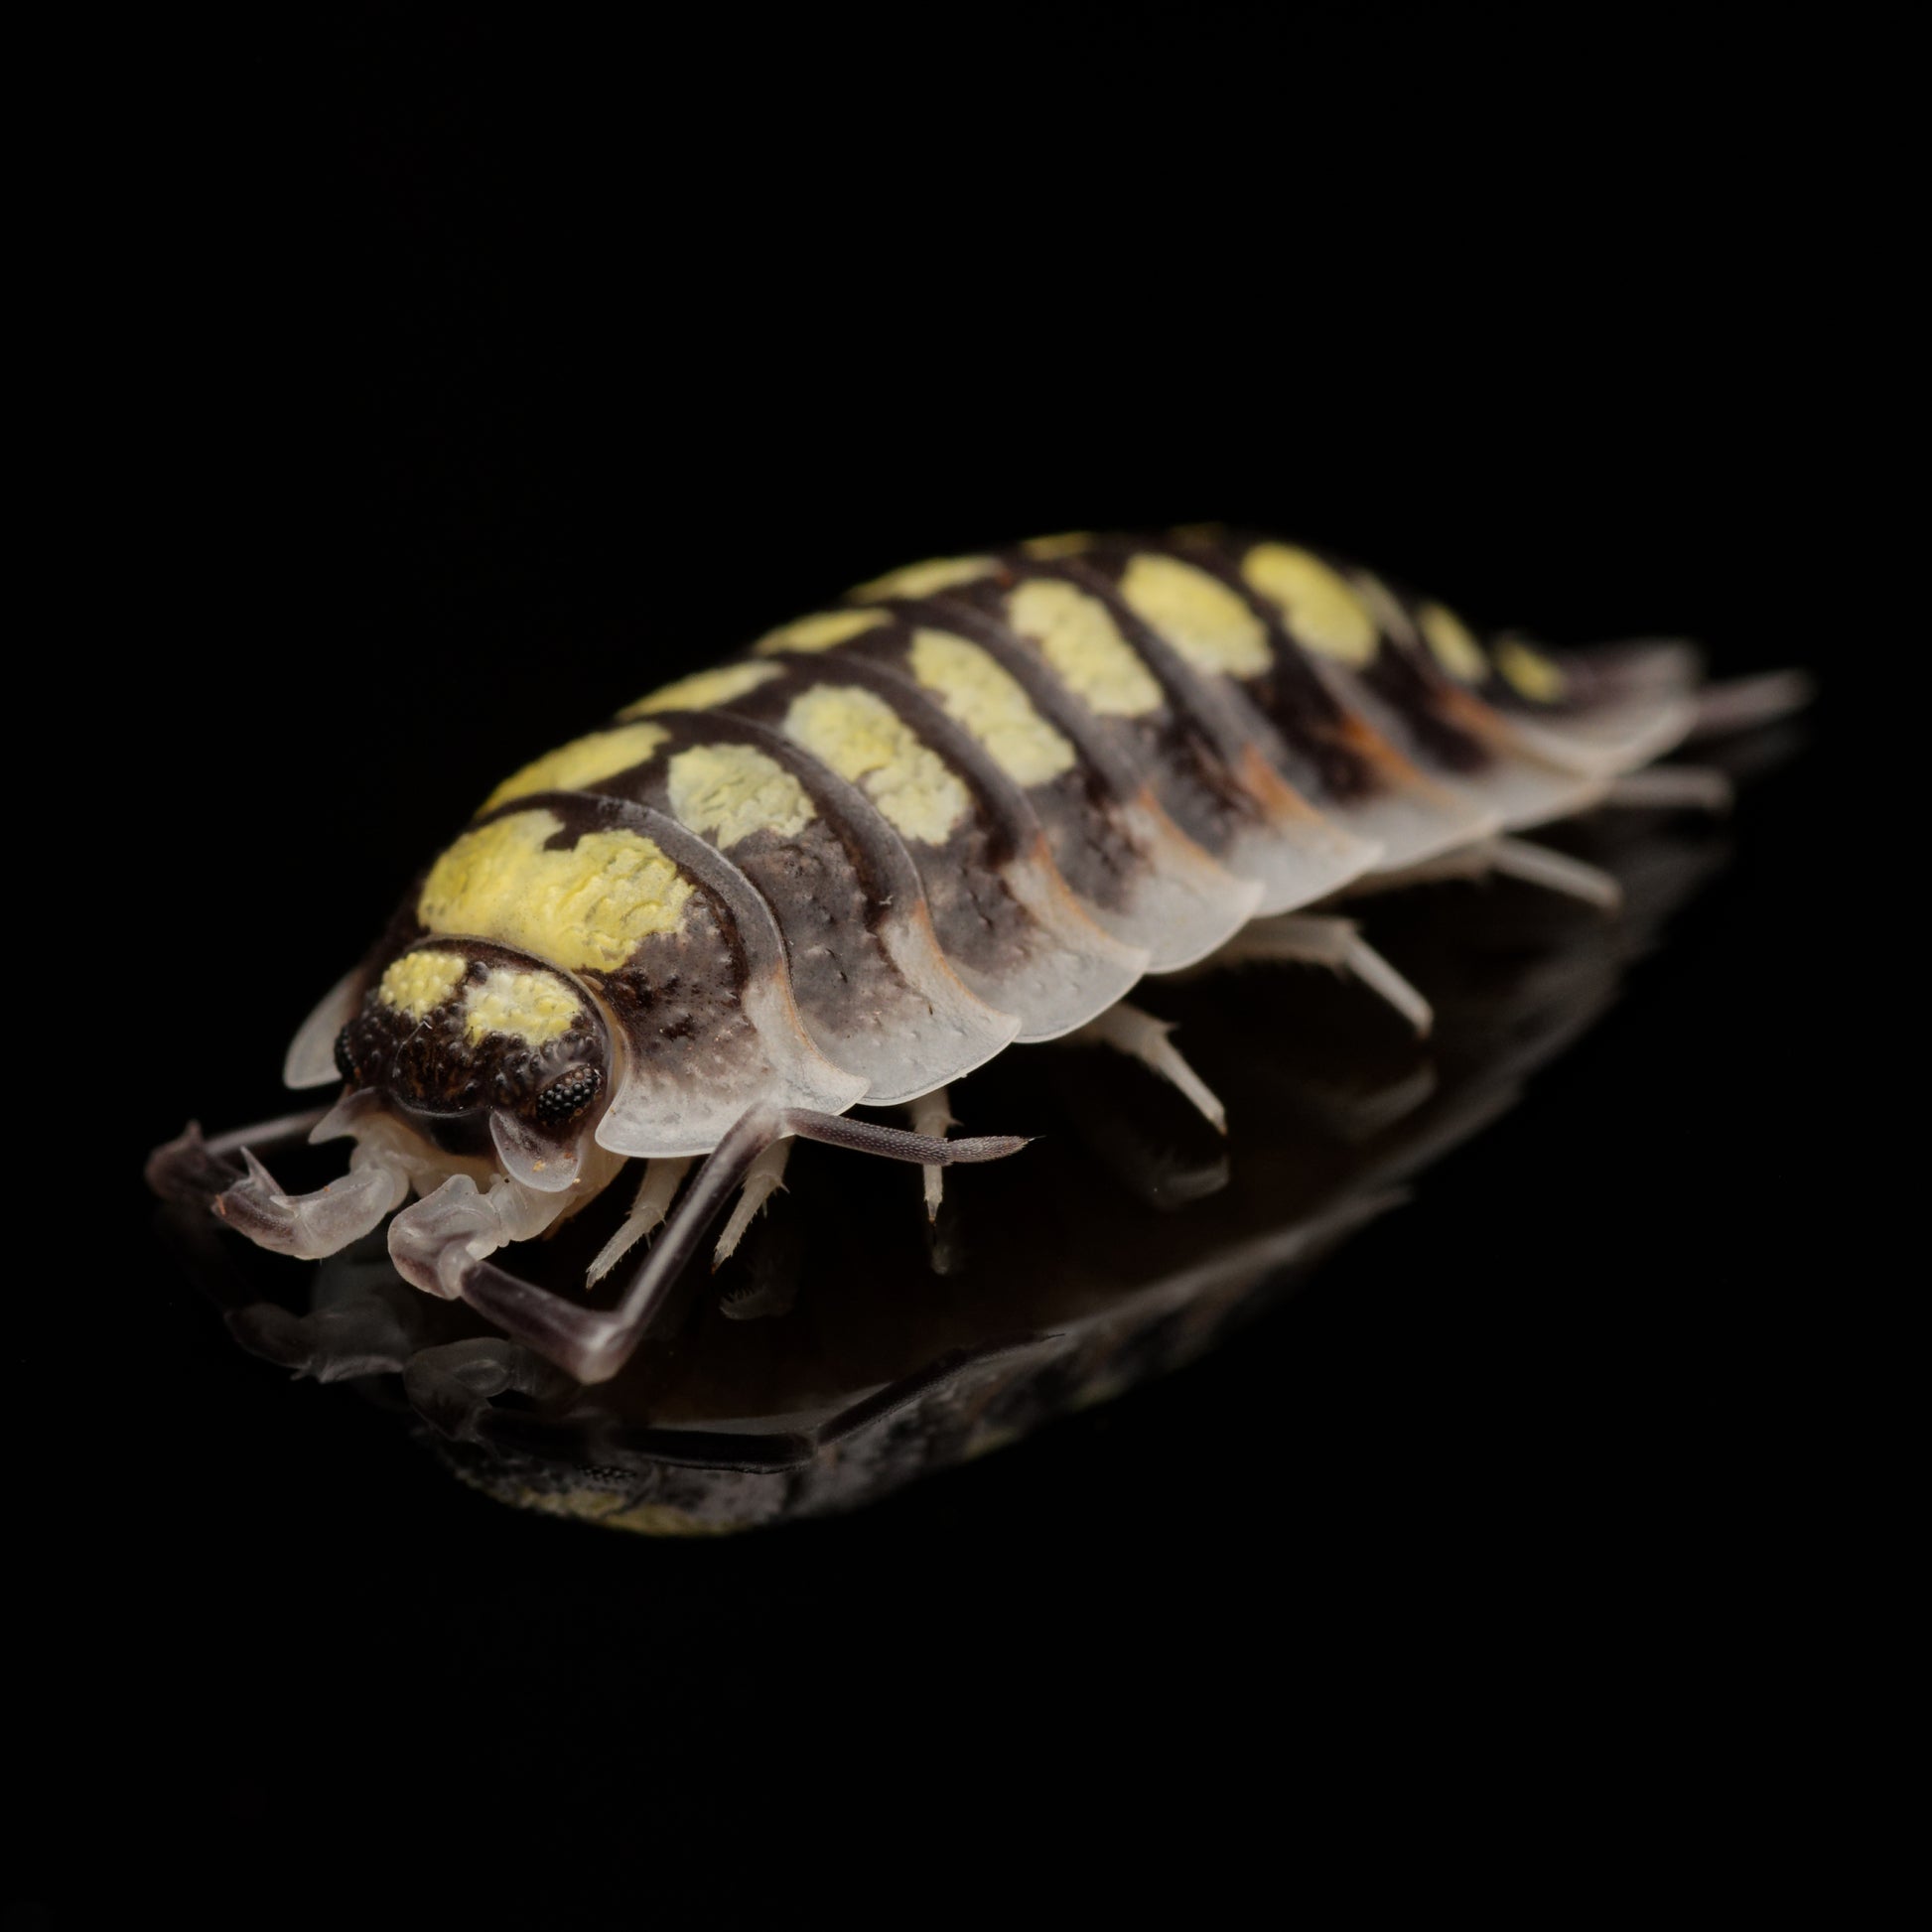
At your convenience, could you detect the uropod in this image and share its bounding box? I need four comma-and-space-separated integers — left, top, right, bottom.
147, 526, 1804, 1385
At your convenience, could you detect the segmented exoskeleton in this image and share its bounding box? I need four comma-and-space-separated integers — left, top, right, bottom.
148, 527, 1802, 1384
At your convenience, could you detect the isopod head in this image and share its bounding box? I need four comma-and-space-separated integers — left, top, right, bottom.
328, 940, 612, 1191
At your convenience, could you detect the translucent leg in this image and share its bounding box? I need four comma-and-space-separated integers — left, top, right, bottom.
215, 1148, 411, 1260
388, 1172, 567, 1300
1070, 1001, 1227, 1133
908, 1087, 955, 1220
145, 1107, 406, 1261
1485, 836, 1623, 910
1357, 835, 1621, 911
1686, 669, 1815, 741
1216, 915, 1435, 1037
1601, 766, 1733, 813
713, 1138, 792, 1265
585, 1157, 692, 1287
442, 1105, 1029, 1385
144, 1108, 333, 1205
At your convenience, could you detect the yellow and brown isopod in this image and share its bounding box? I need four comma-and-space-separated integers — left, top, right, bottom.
147, 525, 1794, 1385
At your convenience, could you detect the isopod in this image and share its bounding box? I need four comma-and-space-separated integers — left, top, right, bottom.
146, 526, 1805, 1386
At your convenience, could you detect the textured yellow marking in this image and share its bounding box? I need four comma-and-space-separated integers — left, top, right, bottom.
782, 684, 970, 844
377, 950, 469, 1020
483, 722, 670, 812
1494, 636, 1569, 703
462, 967, 584, 1046
754, 609, 889, 655
666, 743, 817, 848
906, 628, 1077, 787
1019, 531, 1093, 560
419, 809, 693, 973
849, 555, 1000, 602
621, 661, 780, 718
1007, 578, 1165, 719
1119, 553, 1271, 678
1241, 544, 1379, 667
1419, 602, 1490, 683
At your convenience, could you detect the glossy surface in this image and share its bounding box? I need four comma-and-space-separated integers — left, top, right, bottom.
153, 791, 1755, 1532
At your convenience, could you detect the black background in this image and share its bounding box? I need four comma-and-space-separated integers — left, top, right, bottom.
23, 8, 1897, 1919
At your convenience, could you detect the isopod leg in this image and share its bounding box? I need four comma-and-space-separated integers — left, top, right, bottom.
215, 1148, 411, 1260
1354, 835, 1622, 911
1070, 1002, 1228, 1133
1601, 766, 1733, 813
144, 1109, 335, 1207
1484, 836, 1623, 909
147, 1106, 411, 1260
454, 1106, 1030, 1384
1218, 915, 1436, 1037
1685, 669, 1815, 741
907, 1087, 955, 1220
584, 1157, 692, 1287
713, 1138, 792, 1265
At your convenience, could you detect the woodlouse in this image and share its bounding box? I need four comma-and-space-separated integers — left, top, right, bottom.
146, 525, 1804, 1387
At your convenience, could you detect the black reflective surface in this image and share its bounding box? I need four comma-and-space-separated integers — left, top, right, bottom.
30, 16, 1891, 1913
153, 789, 1757, 1532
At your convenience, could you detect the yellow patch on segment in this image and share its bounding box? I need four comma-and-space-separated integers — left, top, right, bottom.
1494, 636, 1569, 703
849, 555, 1001, 602
781, 684, 970, 845
620, 661, 780, 718
753, 609, 889, 655
1007, 578, 1164, 719
1019, 531, 1093, 560
418, 809, 693, 973
906, 627, 1077, 787
1419, 602, 1490, 684
666, 743, 816, 848
1118, 553, 1272, 678
377, 950, 469, 1020
482, 722, 670, 812
1241, 543, 1379, 667
461, 967, 584, 1046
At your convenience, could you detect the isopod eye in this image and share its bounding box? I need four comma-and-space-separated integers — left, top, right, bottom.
534, 1064, 603, 1127
334, 1026, 357, 1084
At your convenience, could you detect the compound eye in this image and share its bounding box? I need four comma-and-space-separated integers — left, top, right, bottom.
534, 1064, 603, 1128
334, 1026, 357, 1084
